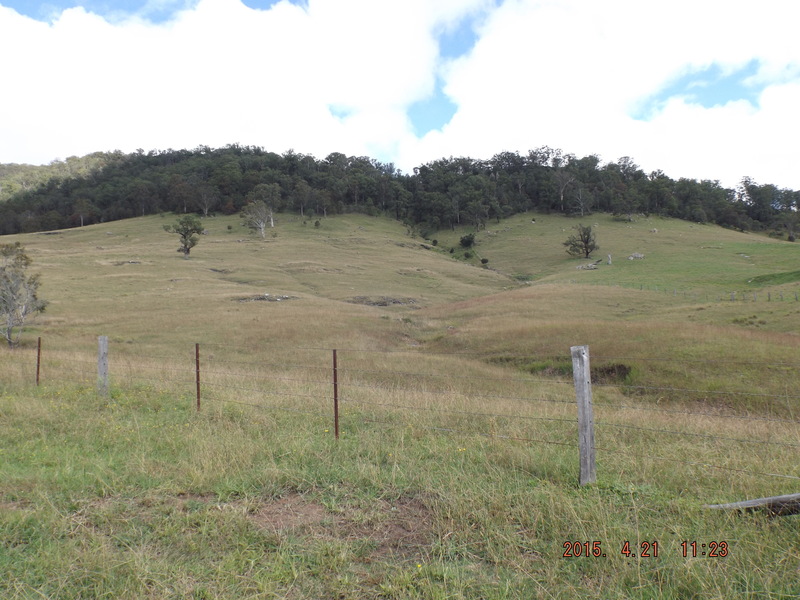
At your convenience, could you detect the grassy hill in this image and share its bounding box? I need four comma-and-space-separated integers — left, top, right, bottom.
1, 212, 799, 598
12, 210, 800, 344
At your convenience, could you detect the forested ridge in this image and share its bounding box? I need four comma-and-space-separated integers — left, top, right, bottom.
1, 144, 798, 237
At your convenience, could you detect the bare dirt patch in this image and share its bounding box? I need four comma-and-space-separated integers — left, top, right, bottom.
0, 500, 29, 512
248, 492, 330, 532
341, 496, 434, 559
248, 493, 435, 560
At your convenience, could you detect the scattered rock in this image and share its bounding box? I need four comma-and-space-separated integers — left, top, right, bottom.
348, 296, 418, 307
236, 293, 298, 303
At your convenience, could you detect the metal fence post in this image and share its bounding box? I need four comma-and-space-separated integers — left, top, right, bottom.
36, 337, 42, 386
195, 343, 201, 412
333, 349, 339, 440
571, 345, 596, 486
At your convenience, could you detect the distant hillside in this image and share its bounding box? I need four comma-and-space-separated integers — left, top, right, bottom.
1, 145, 798, 238
0, 152, 125, 203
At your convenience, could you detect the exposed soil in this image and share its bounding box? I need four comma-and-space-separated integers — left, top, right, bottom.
591, 363, 632, 384
248, 492, 435, 560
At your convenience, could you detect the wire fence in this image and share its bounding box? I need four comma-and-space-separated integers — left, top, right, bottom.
562, 278, 800, 305
3, 336, 799, 493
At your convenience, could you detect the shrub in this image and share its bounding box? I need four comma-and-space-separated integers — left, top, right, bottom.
460, 233, 475, 248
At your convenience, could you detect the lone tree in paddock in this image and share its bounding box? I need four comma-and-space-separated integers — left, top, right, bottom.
564, 223, 599, 259
0, 242, 47, 347
241, 200, 273, 239
164, 214, 204, 258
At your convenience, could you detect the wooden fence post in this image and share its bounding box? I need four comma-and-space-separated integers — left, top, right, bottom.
98, 335, 109, 397
571, 345, 596, 486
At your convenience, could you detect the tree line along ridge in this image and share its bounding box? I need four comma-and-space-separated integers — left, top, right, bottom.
1, 145, 798, 237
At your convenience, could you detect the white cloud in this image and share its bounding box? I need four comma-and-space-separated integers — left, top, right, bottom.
401, 0, 800, 187
0, 0, 798, 188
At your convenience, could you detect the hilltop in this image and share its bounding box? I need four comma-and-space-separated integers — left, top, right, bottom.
2, 145, 798, 239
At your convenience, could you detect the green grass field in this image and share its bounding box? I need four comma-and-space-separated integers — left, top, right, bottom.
1, 212, 799, 598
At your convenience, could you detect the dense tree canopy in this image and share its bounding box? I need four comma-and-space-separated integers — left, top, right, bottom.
1, 144, 798, 238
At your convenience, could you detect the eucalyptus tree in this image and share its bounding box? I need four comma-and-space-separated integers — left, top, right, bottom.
0, 242, 47, 347
164, 214, 204, 258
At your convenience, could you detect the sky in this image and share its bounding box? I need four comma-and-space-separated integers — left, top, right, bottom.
1, 0, 799, 189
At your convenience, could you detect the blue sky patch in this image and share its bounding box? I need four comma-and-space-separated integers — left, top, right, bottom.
407, 81, 458, 137
3, 0, 302, 22
328, 105, 354, 121
406, 11, 485, 137
438, 15, 479, 60
241, 0, 305, 10
633, 60, 763, 120
2, 0, 193, 23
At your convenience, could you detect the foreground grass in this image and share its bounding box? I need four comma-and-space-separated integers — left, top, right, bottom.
1, 385, 798, 599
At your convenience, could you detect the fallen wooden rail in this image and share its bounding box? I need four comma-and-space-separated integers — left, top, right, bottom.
704, 493, 800, 516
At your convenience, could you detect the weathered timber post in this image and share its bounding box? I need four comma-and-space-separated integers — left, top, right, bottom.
98, 335, 109, 397
571, 345, 596, 486
705, 493, 800, 516
36, 337, 42, 386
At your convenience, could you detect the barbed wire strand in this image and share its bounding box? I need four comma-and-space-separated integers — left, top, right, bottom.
593, 382, 800, 402
354, 416, 577, 449
339, 380, 575, 406
341, 397, 576, 425
596, 421, 800, 448
592, 355, 800, 368
209, 397, 329, 420
594, 401, 798, 424
595, 444, 800, 481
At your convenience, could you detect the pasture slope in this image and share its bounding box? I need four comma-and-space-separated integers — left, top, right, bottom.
1, 212, 799, 599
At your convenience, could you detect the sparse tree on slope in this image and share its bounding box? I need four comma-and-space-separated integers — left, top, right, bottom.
241, 201, 272, 239
164, 214, 204, 258
564, 224, 599, 259
246, 183, 281, 229
0, 242, 47, 347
